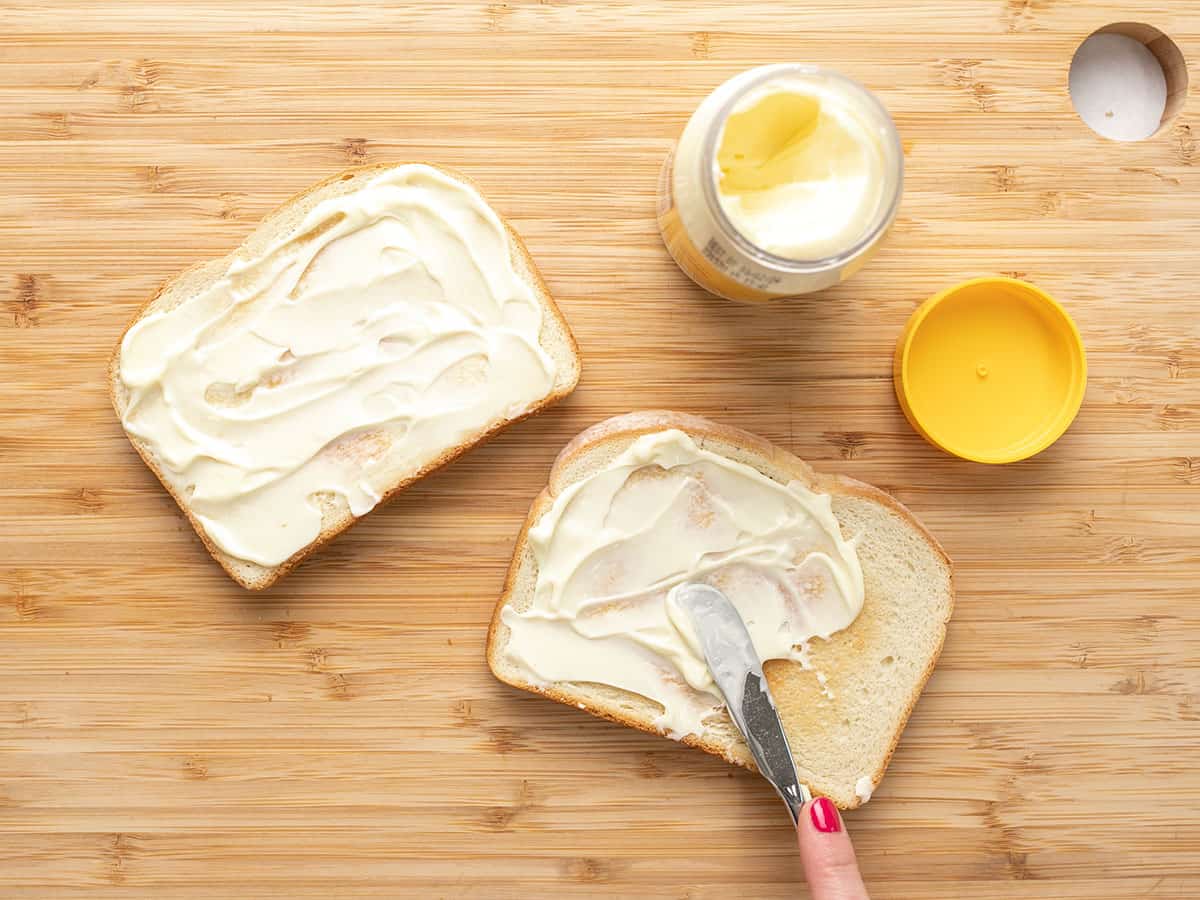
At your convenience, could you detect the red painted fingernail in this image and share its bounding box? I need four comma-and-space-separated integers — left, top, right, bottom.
810, 797, 841, 833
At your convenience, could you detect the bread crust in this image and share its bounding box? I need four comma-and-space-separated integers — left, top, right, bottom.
486, 410, 953, 808
109, 163, 581, 590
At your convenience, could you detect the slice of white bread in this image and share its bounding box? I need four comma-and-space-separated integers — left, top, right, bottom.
487, 411, 953, 808
109, 163, 580, 590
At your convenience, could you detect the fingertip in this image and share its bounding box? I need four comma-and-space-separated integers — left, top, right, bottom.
796, 797, 868, 900
808, 796, 843, 833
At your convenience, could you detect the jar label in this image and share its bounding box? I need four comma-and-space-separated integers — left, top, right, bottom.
656, 151, 779, 303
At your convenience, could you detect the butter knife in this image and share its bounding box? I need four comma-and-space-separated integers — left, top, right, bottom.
674, 582, 812, 824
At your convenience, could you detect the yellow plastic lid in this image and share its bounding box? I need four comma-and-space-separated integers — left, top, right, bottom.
894, 277, 1087, 464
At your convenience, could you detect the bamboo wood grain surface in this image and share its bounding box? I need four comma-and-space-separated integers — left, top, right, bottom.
2, 1, 1199, 897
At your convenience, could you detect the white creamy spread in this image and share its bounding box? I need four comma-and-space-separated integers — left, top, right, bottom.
118, 164, 556, 567
855, 775, 875, 804
501, 430, 865, 738
715, 76, 889, 261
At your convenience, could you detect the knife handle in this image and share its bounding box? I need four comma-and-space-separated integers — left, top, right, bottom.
780, 779, 812, 825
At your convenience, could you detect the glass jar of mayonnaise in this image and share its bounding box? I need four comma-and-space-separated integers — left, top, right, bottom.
657, 64, 903, 302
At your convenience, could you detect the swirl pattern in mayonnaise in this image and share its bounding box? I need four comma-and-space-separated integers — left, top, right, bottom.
501, 429, 864, 738
118, 165, 557, 568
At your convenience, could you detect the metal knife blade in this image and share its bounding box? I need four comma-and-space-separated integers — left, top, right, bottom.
673, 582, 811, 824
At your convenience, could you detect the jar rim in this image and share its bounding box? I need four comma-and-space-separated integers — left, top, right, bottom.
699, 64, 905, 274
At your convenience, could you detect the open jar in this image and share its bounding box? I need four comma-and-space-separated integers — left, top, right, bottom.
657, 64, 903, 302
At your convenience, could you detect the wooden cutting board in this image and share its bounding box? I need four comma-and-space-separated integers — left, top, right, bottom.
2, 2, 1198, 897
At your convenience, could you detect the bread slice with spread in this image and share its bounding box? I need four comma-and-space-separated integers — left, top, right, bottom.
110, 163, 580, 589
488, 411, 952, 809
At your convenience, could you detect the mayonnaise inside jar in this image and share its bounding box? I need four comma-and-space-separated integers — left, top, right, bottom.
657, 65, 903, 302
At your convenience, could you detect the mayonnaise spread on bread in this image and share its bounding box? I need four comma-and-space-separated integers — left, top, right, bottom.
118, 164, 556, 568
500, 429, 864, 738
